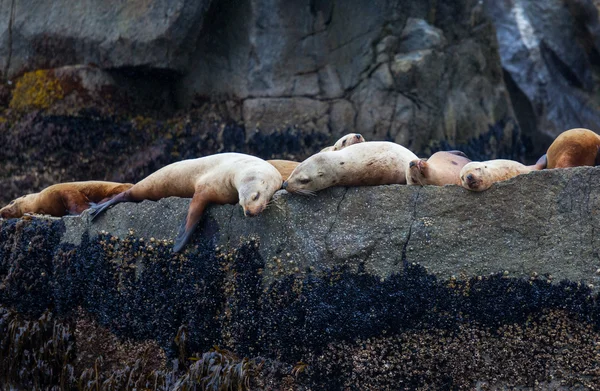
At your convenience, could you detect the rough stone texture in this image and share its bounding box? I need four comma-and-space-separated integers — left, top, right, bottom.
181, 0, 518, 158
485, 0, 600, 159
0, 0, 212, 77
1, 0, 521, 160
2, 167, 600, 389
59, 166, 600, 284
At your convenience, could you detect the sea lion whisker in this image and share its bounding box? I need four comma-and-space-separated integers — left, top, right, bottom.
298, 189, 317, 197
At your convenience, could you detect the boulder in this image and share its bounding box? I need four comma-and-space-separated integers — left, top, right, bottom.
0, 0, 213, 77
2, 166, 600, 389
61, 166, 600, 283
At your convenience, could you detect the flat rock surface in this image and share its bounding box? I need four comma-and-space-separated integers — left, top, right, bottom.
59, 166, 600, 284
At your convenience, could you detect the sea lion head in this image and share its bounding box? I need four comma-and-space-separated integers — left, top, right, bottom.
332, 133, 365, 151
283, 154, 334, 195
0, 195, 28, 219
406, 159, 428, 185
238, 168, 283, 217
460, 162, 490, 192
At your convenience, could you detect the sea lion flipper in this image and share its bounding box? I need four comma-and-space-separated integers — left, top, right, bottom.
173, 191, 209, 253
595, 147, 600, 166
88, 191, 129, 220
535, 154, 548, 170
173, 218, 199, 253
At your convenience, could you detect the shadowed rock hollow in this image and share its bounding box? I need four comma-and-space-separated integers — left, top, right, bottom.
1, 167, 600, 389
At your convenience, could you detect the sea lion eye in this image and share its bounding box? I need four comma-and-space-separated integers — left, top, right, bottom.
318, 172, 324, 177
342, 140, 347, 146
253, 192, 260, 201
299, 178, 312, 184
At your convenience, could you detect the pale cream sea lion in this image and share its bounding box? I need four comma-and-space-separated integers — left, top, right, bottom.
89, 153, 283, 252
406, 151, 471, 186
460, 155, 547, 192
320, 133, 365, 152
0, 181, 133, 218
284, 141, 418, 194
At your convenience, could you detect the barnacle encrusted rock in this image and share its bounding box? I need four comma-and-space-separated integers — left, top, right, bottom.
2, 166, 600, 389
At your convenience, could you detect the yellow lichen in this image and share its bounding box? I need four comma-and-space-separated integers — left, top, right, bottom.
9, 70, 64, 111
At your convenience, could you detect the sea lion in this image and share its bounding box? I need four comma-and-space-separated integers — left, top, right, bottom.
320, 133, 365, 152
283, 141, 418, 194
406, 151, 471, 186
267, 160, 300, 181
0, 181, 133, 219
546, 128, 600, 168
88, 153, 283, 252
460, 155, 547, 192
267, 133, 365, 180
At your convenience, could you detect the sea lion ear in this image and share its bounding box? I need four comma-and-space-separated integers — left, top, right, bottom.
446, 150, 469, 159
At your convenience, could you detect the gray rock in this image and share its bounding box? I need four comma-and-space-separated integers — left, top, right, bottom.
0, 0, 213, 77
398, 18, 447, 52
59, 166, 600, 286
177, 0, 519, 158
485, 0, 600, 157
0, 0, 521, 159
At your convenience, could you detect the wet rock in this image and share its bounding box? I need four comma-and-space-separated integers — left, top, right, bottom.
485, 0, 600, 159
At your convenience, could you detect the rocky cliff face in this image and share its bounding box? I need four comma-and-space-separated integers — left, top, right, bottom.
485, 0, 600, 159
2, 2, 600, 388
1, 168, 600, 389
0, 0, 523, 207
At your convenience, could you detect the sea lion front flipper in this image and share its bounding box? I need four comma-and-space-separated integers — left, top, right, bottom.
173, 190, 210, 253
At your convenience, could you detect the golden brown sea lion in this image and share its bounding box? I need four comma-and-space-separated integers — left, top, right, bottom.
0, 181, 133, 218
88, 153, 283, 252
267, 160, 300, 181
546, 128, 600, 168
406, 151, 471, 186
283, 141, 418, 194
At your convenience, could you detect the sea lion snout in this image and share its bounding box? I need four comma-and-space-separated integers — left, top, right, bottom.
464, 173, 480, 189
465, 173, 475, 185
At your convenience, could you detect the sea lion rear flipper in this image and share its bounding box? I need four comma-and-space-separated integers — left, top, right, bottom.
172, 191, 209, 253
534, 154, 548, 170
88, 191, 129, 220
